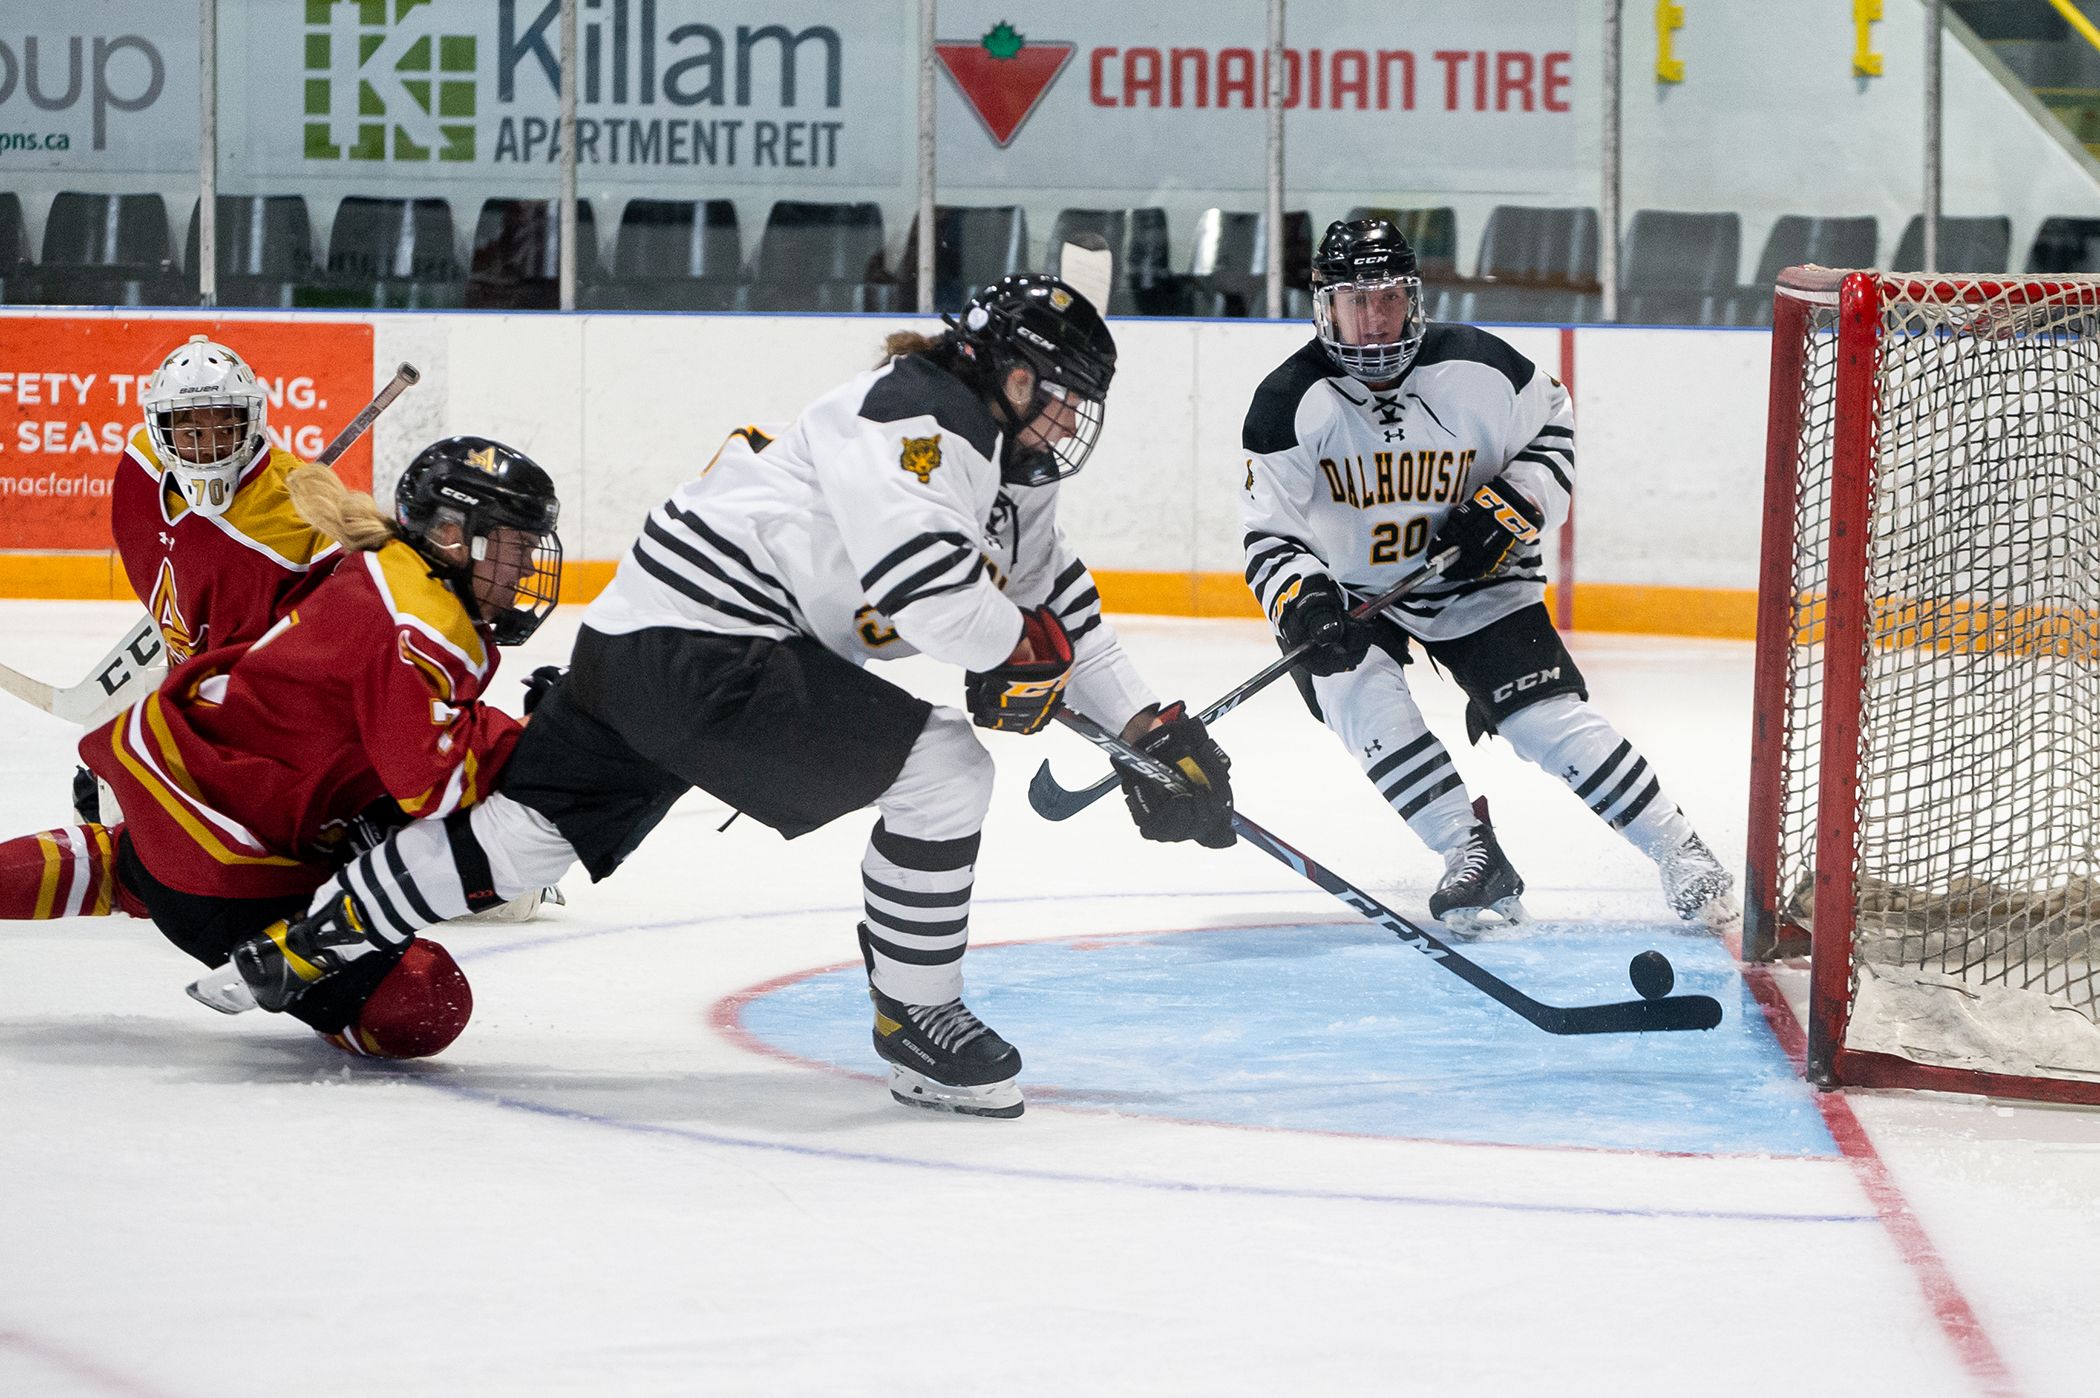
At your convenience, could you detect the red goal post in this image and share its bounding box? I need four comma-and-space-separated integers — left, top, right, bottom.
1746, 265, 2100, 1106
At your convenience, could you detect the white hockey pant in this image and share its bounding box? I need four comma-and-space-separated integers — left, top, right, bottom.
859, 707, 995, 1007
1309, 647, 1478, 856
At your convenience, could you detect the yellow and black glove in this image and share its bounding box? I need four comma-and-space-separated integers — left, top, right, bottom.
965, 605, 1073, 735
1432, 479, 1545, 582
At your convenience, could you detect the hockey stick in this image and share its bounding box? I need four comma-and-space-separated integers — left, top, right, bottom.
1028, 546, 1459, 822
1049, 710, 1724, 1036
0, 363, 421, 727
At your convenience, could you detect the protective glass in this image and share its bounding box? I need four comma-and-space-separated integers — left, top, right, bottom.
1314, 275, 1426, 382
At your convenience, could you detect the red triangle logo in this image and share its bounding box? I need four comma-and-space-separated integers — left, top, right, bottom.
936, 32, 1075, 148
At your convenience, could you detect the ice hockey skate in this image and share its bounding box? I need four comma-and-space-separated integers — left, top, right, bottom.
1429, 801, 1530, 932
1656, 833, 1742, 939
868, 982, 1024, 1119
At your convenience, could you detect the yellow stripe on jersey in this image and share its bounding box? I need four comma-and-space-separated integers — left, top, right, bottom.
33, 832, 62, 920
218, 449, 336, 567
373, 541, 488, 672
397, 632, 457, 701
89, 824, 115, 915
110, 702, 301, 870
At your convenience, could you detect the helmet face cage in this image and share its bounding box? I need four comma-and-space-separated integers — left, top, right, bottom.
471, 518, 564, 646
957, 275, 1116, 487
1002, 365, 1108, 488
395, 437, 563, 645
1313, 275, 1425, 383
142, 338, 268, 518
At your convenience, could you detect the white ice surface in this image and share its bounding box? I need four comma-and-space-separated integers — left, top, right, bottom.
1, 603, 2097, 1397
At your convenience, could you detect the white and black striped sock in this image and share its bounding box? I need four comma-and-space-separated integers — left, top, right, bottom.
859, 821, 978, 1007
1499, 696, 1692, 857
1362, 731, 1477, 854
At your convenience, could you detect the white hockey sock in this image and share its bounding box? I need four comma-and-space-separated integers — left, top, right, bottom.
860, 822, 977, 1007
1310, 647, 1476, 854
323, 794, 579, 941
1497, 695, 1693, 859
1365, 731, 1477, 855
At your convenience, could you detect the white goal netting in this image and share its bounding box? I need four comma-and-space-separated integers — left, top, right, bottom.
1775, 274, 2100, 1084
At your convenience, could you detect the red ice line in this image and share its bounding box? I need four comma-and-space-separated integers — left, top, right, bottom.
1737, 959, 2022, 1398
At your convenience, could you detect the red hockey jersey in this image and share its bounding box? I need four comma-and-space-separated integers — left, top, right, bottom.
83, 540, 523, 901
111, 426, 342, 662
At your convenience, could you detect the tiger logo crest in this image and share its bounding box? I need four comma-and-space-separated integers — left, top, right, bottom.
899, 434, 942, 484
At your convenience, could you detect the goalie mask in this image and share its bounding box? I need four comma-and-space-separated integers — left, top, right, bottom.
395, 437, 563, 646
951, 274, 1116, 488
1312, 218, 1426, 384
141, 335, 269, 518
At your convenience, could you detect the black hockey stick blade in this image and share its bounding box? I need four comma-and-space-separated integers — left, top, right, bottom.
1028, 548, 1460, 823
1048, 710, 1724, 1036
1229, 812, 1726, 1036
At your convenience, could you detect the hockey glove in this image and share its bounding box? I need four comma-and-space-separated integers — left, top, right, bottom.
1117, 703, 1236, 849
521, 664, 565, 716
965, 605, 1073, 735
1271, 573, 1372, 676
1432, 480, 1545, 582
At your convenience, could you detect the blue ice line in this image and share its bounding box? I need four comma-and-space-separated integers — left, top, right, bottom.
422, 1079, 1874, 1227
456, 889, 1313, 963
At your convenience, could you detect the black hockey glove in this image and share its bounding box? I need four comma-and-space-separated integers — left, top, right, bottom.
1432, 480, 1545, 582
1271, 573, 1372, 676
521, 664, 565, 716
965, 606, 1073, 735
1117, 703, 1236, 849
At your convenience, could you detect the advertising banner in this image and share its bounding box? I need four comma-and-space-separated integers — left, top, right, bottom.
0, 1, 198, 173
2, 1, 1579, 199
0, 317, 375, 551
932, 0, 1581, 193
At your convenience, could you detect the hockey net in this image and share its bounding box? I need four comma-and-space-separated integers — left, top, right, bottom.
1746, 266, 2100, 1104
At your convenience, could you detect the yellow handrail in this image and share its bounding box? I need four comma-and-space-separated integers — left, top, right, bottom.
2047, 0, 2100, 56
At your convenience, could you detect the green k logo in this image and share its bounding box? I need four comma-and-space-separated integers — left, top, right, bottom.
303, 0, 476, 163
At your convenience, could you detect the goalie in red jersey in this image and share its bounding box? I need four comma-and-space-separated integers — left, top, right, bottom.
0, 335, 355, 927
64, 436, 562, 1057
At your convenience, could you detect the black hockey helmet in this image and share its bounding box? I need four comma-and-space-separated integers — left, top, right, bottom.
1311, 218, 1426, 383
395, 436, 563, 645
949, 273, 1117, 487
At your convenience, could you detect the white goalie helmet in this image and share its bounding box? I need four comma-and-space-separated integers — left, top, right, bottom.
142, 335, 269, 518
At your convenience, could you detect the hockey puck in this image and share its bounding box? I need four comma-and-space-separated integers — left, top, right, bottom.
1628, 950, 1675, 1000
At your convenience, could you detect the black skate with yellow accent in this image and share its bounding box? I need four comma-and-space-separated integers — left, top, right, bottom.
229, 889, 390, 1013
866, 974, 1024, 1119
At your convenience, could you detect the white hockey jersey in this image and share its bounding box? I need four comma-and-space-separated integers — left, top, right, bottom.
584, 353, 1157, 728
1238, 327, 1574, 642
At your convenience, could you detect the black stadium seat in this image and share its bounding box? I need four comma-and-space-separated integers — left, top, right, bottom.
1891, 215, 2012, 273
593, 198, 744, 312
1186, 208, 1312, 318
1618, 209, 1741, 326
1048, 207, 1182, 314
36, 191, 185, 306
318, 196, 463, 309
749, 201, 888, 312
0, 192, 34, 303
466, 198, 601, 310
185, 195, 317, 308
896, 204, 1028, 313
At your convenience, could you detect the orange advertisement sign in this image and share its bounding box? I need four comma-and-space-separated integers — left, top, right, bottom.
0, 317, 376, 551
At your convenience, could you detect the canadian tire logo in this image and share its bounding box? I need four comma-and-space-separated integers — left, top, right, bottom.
935, 22, 1073, 148
303, 0, 477, 162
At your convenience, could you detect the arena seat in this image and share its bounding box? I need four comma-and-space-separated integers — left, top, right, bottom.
589, 198, 744, 312
466, 198, 602, 310
184, 195, 317, 309
36, 192, 185, 306
318, 196, 464, 309
1891, 215, 2012, 273
749, 200, 888, 312
894, 205, 1028, 313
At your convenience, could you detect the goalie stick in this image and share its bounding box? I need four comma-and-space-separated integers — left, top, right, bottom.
1049, 709, 1724, 1036
1029, 546, 1459, 822
0, 362, 422, 727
